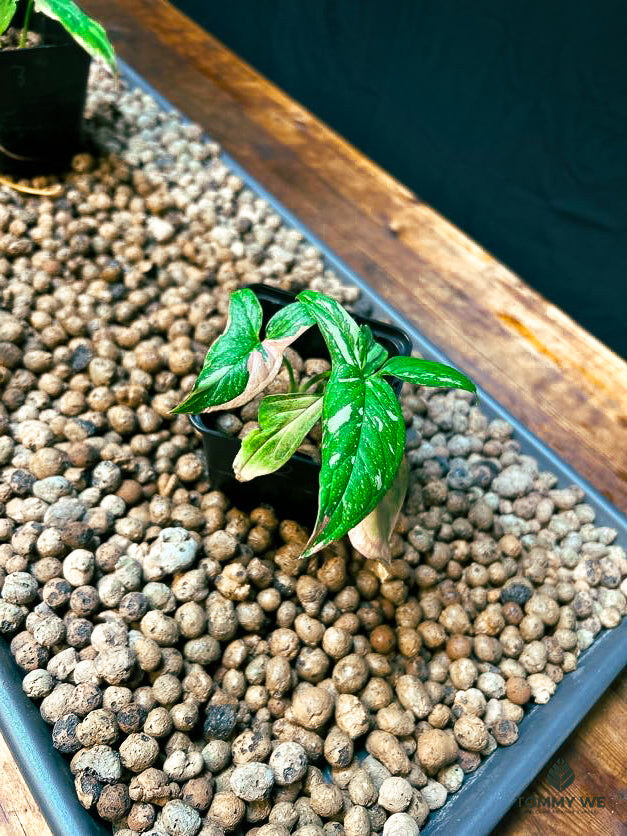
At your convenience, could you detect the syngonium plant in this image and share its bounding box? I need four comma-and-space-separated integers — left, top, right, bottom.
0, 0, 115, 71
173, 289, 476, 561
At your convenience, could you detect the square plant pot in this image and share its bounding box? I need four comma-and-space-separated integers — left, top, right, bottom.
189, 283, 412, 525
0, 11, 91, 175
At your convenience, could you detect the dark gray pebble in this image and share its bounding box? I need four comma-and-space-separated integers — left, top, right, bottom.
203, 704, 236, 740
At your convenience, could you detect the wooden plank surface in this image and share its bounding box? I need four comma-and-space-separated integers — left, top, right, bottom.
1, 2, 625, 834
0, 734, 52, 836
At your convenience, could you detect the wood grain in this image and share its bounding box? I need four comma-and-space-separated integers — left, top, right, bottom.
0, 2, 624, 834
0, 733, 51, 836
500, 671, 627, 836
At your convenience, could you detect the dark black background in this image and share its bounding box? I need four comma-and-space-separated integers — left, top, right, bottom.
174, 0, 627, 358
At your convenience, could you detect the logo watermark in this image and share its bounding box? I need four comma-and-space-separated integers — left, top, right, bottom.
516, 758, 607, 813
546, 758, 575, 792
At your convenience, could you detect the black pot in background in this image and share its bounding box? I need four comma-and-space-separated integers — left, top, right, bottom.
190, 284, 412, 524
0, 11, 91, 175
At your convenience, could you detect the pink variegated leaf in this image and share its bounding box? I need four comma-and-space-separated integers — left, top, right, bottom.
347, 456, 408, 562
172, 290, 314, 415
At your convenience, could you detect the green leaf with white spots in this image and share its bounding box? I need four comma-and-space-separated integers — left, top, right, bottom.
359, 324, 388, 375
348, 456, 408, 562
233, 392, 323, 481
0, 0, 16, 36
34, 0, 116, 71
265, 301, 314, 342
378, 356, 476, 393
173, 289, 312, 415
297, 289, 361, 366
172, 288, 264, 414
302, 364, 406, 557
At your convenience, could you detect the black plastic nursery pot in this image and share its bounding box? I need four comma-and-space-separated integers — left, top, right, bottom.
189, 284, 412, 524
0, 11, 91, 175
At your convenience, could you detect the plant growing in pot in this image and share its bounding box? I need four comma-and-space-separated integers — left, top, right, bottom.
174, 286, 475, 561
0, 0, 116, 174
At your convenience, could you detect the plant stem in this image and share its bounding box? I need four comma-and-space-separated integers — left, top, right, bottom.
19, 0, 34, 48
283, 357, 297, 393
300, 371, 331, 393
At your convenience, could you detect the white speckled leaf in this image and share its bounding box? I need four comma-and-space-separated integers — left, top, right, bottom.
172, 288, 264, 414
265, 301, 314, 341
233, 392, 323, 481
297, 289, 361, 365
348, 456, 408, 562
0, 0, 16, 35
378, 356, 475, 392
34, 0, 116, 71
302, 364, 405, 557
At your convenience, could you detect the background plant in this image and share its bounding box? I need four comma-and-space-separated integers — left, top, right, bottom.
174, 288, 475, 559
0, 0, 115, 71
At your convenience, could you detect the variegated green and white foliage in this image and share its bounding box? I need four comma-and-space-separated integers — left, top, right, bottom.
175, 287, 476, 561
347, 456, 409, 563
35, 0, 115, 70
172, 288, 315, 416
0, 0, 115, 71
0, 0, 17, 35
233, 393, 323, 482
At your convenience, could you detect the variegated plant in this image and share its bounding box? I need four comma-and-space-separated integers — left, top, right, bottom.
173, 288, 476, 561
0, 0, 115, 71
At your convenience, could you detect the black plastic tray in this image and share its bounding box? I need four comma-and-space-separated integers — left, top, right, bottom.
0, 62, 624, 836
189, 283, 411, 525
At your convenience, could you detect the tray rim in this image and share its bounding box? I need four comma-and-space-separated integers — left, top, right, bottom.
115, 63, 627, 835
0, 60, 624, 836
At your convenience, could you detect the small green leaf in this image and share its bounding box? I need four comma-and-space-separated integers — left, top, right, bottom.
359, 325, 388, 375
302, 364, 406, 556
34, 0, 116, 71
378, 355, 475, 392
234, 393, 323, 481
356, 326, 370, 367
297, 289, 361, 365
348, 456, 408, 562
265, 301, 314, 341
0, 0, 16, 35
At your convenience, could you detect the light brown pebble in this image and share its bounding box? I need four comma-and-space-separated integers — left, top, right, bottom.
335, 694, 369, 739
366, 731, 410, 775
377, 777, 412, 812
208, 792, 245, 831
119, 733, 160, 772
417, 728, 459, 774
527, 673, 557, 704
382, 812, 420, 835
395, 675, 431, 719
309, 783, 343, 817
343, 806, 371, 836
269, 742, 308, 785
291, 686, 334, 730
453, 716, 489, 752
348, 770, 377, 807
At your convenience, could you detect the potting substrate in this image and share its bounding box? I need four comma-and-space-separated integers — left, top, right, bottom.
0, 63, 625, 836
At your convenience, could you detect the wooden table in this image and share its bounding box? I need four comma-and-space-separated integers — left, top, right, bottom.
1, 2, 625, 834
